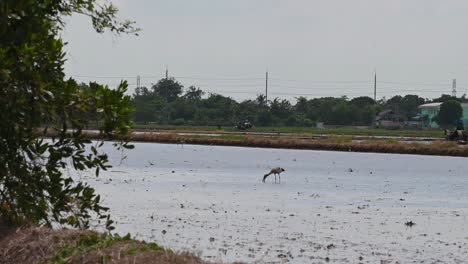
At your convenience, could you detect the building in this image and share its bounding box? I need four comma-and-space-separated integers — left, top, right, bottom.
418, 102, 468, 128
373, 109, 402, 129
418, 103, 442, 128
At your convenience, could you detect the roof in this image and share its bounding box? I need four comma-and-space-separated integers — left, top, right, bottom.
375, 109, 397, 121
418, 102, 442, 109
377, 109, 394, 115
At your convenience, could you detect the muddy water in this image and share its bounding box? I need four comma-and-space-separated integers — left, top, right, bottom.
82, 142, 468, 263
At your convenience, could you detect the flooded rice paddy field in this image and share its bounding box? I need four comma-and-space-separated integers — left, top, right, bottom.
80, 142, 468, 263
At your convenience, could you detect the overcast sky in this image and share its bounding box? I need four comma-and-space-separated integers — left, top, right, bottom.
62, 0, 468, 101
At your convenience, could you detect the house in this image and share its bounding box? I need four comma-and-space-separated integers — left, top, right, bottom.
418, 102, 468, 128
418, 103, 442, 128
373, 109, 402, 129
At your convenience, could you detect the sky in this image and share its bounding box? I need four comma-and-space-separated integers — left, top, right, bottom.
62, 0, 468, 101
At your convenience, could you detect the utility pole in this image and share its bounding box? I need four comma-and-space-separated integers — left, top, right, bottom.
452, 79, 457, 97
165, 65, 169, 80
265, 69, 268, 103
137, 75, 140, 89
165, 65, 169, 120
374, 71, 377, 102
165, 65, 168, 100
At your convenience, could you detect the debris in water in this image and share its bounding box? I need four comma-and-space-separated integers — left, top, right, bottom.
405, 221, 416, 227
209, 237, 215, 242
348, 168, 353, 172
162, 230, 167, 235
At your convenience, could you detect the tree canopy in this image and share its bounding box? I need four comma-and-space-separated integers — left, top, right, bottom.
132, 81, 427, 127
434, 100, 463, 128
1, 0, 137, 228
128, 78, 467, 128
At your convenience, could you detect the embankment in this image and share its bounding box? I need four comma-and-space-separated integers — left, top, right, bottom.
0, 225, 207, 264
71, 131, 468, 157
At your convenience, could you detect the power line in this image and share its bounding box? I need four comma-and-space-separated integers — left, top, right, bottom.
268, 84, 370, 90
71, 75, 135, 79
70, 74, 460, 87
69, 73, 467, 98
72, 81, 465, 93
76, 83, 465, 94
173, 76, 264, 81
379, 81, 450, 87
204, 89, 448, 97
270, 78, 371, 84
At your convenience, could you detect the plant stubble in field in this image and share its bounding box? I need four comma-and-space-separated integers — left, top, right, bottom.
79, 142, 468, 263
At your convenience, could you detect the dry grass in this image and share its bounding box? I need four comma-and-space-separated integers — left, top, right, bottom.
0, 226, 210, 264
122, 132, 468, 157
320, 136, 353, 143
39, 130, 468, 157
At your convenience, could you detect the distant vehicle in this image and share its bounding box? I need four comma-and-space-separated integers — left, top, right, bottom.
236, 120, 252, 130
444, 129, 468, 143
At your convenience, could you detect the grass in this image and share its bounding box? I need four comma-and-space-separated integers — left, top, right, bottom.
97, 131, 468, 157
0, 226, 207, 264
39, 129, 467, 157
48, 232, 162, 263
320, 136, 353, 143
132, 124, 443, 138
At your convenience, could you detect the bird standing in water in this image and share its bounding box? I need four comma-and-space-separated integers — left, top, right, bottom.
262, 167, 285, 183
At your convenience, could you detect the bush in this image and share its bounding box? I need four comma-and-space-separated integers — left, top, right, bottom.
172, 118, 186, 126
0, 1, 137, 228
433, 100, 463, 128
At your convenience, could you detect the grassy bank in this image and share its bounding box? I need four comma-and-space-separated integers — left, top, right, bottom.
77, 131, 467, 157
0, 226, 207, 264
132, 124, 442, 138
40, 129, 466, 157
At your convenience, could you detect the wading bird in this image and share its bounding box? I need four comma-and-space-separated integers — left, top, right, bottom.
262, 167, 285, 183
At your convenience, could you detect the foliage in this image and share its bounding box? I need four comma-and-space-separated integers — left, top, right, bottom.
183, 86, 204, 101
50, 232, 163, 263
433, 100, 463, 128
131, 86, 390, 127
432, 94, 468, 105
129, 81, 442, 127
382, 94, 426, 121
133, 75, 468, 127
151, 78, 183, 102
0, 0, 137, 228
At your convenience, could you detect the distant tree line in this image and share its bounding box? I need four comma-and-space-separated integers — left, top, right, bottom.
122, 77, 467, 127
